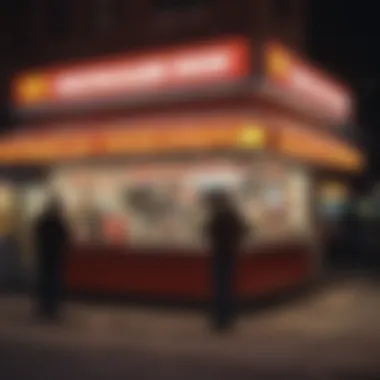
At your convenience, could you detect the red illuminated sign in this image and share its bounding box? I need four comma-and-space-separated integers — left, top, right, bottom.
264, 42, 353, 123
13, 38, 251, 108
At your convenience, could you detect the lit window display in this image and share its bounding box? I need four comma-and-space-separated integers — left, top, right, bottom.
0, 182, 15, 237
50, 158, 312, 251
318, 182, 349, 221
18, 184, 50, 268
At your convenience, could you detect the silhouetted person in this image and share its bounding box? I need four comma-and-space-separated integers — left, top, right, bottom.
204, 191, 247, 331
34, 197, 69, 321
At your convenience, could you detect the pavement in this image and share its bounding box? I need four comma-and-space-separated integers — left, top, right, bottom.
1, 276, 380, 379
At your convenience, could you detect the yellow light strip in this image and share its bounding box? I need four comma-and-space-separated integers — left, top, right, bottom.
0, 123, 268, 164
279, 127, 364, 172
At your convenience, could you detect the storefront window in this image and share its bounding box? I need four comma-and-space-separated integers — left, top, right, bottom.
18, 184, 49, 268
52, 158, 311, 251
318, 182, 349, 222
0, 182, 15, 238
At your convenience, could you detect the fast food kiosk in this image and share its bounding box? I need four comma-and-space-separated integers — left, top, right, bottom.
0, 37, 364, 301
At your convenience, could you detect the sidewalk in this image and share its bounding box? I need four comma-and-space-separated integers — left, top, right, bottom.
1, 277, 380, 376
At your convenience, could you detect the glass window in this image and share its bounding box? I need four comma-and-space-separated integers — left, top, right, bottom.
318, 182, 349, 222
19, 184, 48, 268
52, 159, 312, 251
0, 182, 16, 238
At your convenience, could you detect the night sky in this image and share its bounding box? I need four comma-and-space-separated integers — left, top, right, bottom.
308, 0, 380, 178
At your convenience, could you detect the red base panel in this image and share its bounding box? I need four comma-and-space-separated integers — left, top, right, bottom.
65, 244, 314, 300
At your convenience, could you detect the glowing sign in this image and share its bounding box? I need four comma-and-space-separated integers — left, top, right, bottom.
13, 38, 251, 108
17, 74, 50, 105
265, 42, 353, 123
238, 124, 266, 149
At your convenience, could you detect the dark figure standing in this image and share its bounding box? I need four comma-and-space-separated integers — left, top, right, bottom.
205, 191, 247, 331
35, 197, 69, 321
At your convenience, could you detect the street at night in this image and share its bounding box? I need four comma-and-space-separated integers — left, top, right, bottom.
1, 277, 380, 379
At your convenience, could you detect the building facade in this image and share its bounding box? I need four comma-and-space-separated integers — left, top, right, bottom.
0, 0, 365, 297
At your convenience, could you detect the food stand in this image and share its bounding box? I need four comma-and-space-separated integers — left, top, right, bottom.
0, 37, 364, 301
